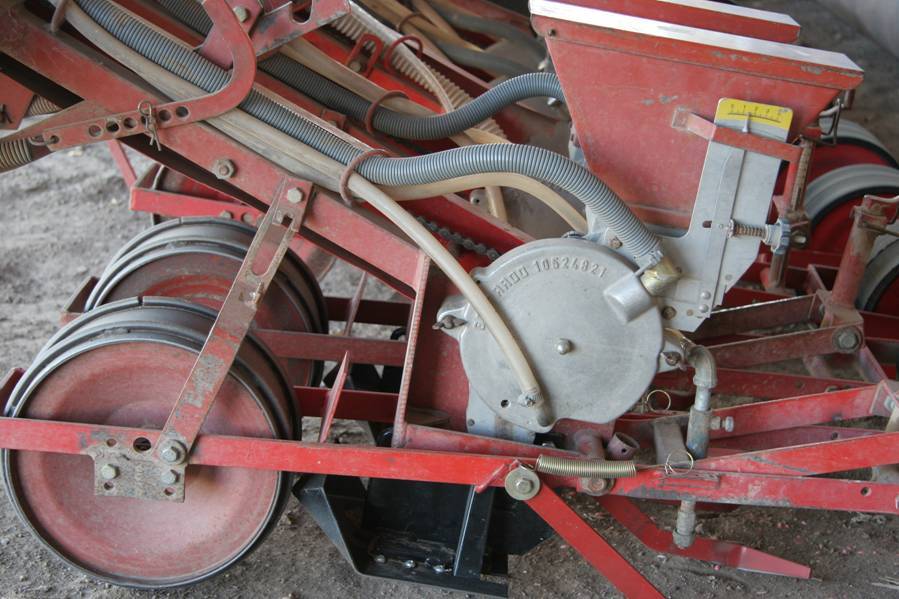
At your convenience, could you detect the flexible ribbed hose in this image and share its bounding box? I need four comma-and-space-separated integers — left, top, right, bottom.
0, 138, 34, 172
263, 54, 561, 140
154, 0, 532, 141
535, 454, 637, 478
184, 0, 496, 134
62, 0, 548, 405
331, 5, 506, 137
432, 41, 533, 78
76, 0, 660, 262
430, 0, 545, 62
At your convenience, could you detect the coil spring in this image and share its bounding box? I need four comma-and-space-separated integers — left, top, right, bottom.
26, 96, 61, 116
732, 222, 767, 238
330, 13, 506, 138
0, 138, 34, 173
535, 454, 637, 478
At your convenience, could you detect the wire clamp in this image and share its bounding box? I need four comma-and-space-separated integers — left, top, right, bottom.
339, 148, 391, 206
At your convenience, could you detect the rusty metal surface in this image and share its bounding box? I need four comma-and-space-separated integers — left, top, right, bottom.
154, 183, 310, 469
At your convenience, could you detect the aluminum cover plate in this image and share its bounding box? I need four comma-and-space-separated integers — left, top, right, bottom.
454, 239, 663, 431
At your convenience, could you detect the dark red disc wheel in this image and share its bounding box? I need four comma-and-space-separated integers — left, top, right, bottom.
3, 299, 294, 587
810, 119, 899, 180
858, 239, 899, 314
85, 217, 327, 386
805, 164, 899, 255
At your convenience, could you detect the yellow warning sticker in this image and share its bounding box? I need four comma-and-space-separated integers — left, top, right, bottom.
715, 99, 794, 131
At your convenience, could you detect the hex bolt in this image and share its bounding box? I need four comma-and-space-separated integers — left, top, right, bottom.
213, 158, 235, 180
661, 306, 677, 320
402, 559, 416, 569
286, 188, 305, 204
556, 338, 573, 355
514, 478, 534, 495
432, 564, 446, 574
834, 327, 861, 352
159, 441, 186, 465
608, 237, 623, 249
233, 6, 250, 22
663, 352, 681, 366
580, 477, 610, 496
99, 464, 118, 480
722, 416, 735, 432
373, 554, 386, 564
160, 469, 179, 485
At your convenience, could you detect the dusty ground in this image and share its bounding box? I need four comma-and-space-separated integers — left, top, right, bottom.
0, 0, 898, 597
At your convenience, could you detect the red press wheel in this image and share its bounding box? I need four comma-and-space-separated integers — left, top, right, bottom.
85, 217, 327, 386
3, 298, 295, 587
805, 164, 899, 255
811, 119, 899, 180
858, 239, 899, 314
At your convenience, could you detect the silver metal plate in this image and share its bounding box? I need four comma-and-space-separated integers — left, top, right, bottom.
86, 436, 186, 502
445, 239, 663, 432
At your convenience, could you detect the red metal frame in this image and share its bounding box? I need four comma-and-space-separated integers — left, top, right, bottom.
1, 0, 898, 595
563, 0, 801, 42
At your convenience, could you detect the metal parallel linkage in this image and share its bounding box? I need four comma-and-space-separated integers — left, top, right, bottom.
1, 0, 898, 595
41, 0, 258, 151
87, 182, 312, 501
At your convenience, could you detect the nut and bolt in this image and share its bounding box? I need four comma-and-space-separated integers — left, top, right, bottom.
661, 306, 677, 320
504, 466, 541, 500
160, 469, 179, 485
159, 441, 186, 464
233, 6, 250, 22
213, 158, 235, 180
99, 464, 118, 480
219, 210, 233, 219
373, 554, 386, 564
286, 188, 305, 204
833, 327, 862, 352
608, 237, 623, 250
710, 416, 735, 432
432, 564, 447, 574
433, 315, 465, 331
580, 477, 611, 496
402, 559, 416, 570
513, 477, 535, 496
556, 338, 573, 355
663, 352, 681, 366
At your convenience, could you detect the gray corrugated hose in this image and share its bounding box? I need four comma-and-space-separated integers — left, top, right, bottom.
77, 0, 662, 264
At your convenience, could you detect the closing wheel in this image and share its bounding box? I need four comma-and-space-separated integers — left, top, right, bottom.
3, 298, 295, 587
811, 120, 899, 180
85, 217, 327, 385
805, 164, 899, 254
858, 239, 899, 314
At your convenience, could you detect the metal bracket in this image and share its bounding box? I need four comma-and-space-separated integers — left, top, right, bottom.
88, 180, 311, 501
247, 0, 349, 57
653, 103, 793, 331
42, 0, 257, 151
86, 436, 186, 502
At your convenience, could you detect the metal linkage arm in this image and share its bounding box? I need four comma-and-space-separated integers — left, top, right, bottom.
153, 183, 311, 478
43, 0, 257, 150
